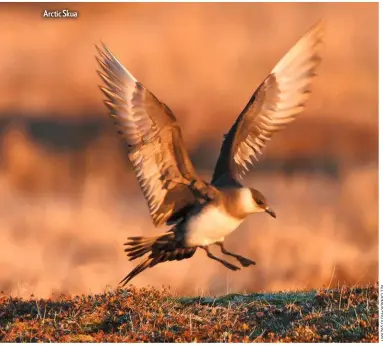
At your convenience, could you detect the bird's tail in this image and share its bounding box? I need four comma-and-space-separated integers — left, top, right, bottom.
123, 233, 168, 261
119, 232, 196, 287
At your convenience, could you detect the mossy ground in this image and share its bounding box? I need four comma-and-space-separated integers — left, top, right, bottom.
0, 284, 378, 342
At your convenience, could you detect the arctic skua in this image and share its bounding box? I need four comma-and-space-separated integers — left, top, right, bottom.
96, 22, 323, 286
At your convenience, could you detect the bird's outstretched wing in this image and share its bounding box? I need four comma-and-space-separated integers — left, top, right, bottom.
211, 22, 324, 186
96, 45, 216, 227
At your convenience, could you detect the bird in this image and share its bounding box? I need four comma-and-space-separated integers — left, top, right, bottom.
95, 22, 323, 286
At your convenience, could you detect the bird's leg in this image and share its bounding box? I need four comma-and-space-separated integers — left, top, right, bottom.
200, 246, 240, 271
216, 242, 256, 267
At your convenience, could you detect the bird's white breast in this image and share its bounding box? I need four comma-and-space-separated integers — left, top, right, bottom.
184, 205, 243, 247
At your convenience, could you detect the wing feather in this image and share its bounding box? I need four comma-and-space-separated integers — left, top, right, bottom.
96, 44, 213, 227
212, 22, 324, 185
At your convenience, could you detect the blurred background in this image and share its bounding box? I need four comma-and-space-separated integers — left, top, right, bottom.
0, 2, 378, 298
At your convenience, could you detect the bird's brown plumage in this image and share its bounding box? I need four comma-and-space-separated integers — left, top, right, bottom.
96, 45, 216, 227
212, 21, 323, 185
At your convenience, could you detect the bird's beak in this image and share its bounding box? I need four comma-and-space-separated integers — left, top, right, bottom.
265, 207, 276, 218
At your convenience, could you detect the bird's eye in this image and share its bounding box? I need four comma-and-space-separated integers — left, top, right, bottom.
256, 199, 263, 205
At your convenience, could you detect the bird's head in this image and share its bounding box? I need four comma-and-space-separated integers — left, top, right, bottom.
250, 188, 276, 218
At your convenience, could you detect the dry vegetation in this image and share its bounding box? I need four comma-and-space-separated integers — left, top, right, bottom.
0, 163, 377, 298
0, 284, 378, 342
0, 3, 377, 128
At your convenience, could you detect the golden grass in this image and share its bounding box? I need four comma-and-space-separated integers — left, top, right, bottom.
0, 3, 377, 132
0, 162, 377, 298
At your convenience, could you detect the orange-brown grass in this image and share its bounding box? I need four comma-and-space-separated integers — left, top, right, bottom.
0, 163, 377, 298
0, 284, 378, 342
0, 3, 377, 131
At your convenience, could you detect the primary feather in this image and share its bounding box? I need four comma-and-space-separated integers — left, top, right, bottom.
212, 22, 323, 185
96, 44, 212, 227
